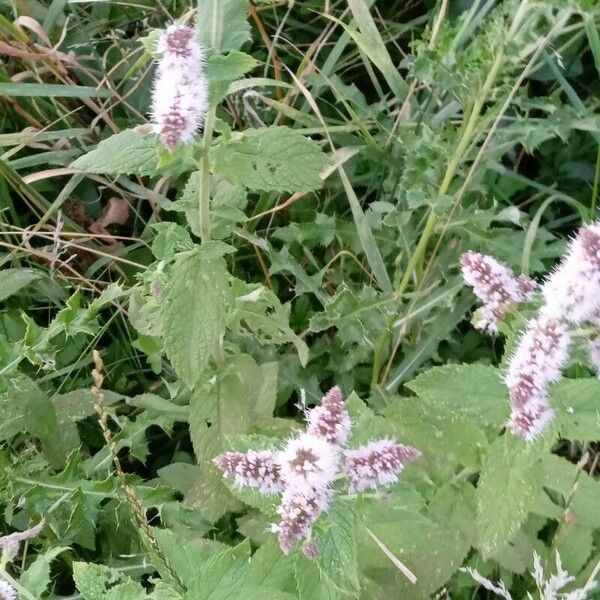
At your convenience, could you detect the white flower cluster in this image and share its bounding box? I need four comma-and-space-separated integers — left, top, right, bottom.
214, 386, 420, 556
151, 24, 208, 150
460, 251, 537, 333
461, 222, 600, 440
463, 551, 599, 600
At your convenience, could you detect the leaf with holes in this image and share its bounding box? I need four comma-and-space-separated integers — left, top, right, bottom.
210, 127, 326, 192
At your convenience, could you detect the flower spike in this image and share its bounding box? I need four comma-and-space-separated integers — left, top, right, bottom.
213, 450, 283, 494
151, 24, 209, 150
307, 386, 351, 446
344, 440, 421, 493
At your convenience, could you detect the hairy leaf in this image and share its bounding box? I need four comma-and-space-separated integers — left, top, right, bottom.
161, 250, 230, 389
210, 127, 326, 192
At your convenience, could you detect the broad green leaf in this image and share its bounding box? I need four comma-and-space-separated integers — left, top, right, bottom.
0, 268, 44, 302
71, 129, 161, 176
358, 499, 469, 599
166, 172, 247, 239
244, 538, 296, 591
550, 378, 600, 441
475, 436, 543, 558
0, 376, 72, 468
153, 528, 226, 588
72, 562, 145, 600
196, 0, 251, 52
183, 541, 251, 599
207, 51, 258, 103
161, 250, 230, 388
385, 400, 488, 480
428, 482, 477, 547
210, 127, 327, 192
311, 500, 360, 596
404, 363, 508, 427
542, 454, 600, 528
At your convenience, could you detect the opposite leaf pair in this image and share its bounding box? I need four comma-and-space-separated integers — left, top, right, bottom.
214, 387, 420, 556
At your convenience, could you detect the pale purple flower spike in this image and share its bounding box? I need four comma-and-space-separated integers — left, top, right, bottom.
344, 439, 421, 493
542, 224, 600, 324
151, 24, 208, 150
505, 315, 570, 441
0, 580, 17, 600
275, 487, 332, 555
460, 251, 536, 333
307, 385, 351, 445
212, 450, 283, 494
214, 387, 420, 556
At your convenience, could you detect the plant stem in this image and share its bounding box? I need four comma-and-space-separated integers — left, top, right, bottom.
198, 105, 217, 243
371, 48, 505, 387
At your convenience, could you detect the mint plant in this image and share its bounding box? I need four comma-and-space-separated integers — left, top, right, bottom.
1, 0, 600, 599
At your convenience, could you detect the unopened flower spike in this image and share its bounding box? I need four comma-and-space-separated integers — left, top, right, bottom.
460, 251, 536, 333
214, 386, 420, 556
151, 23, 209, 150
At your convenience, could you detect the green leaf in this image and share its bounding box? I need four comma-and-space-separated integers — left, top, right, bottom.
404, 363, 508, 427
188, 355, 279, 519
72, 562, 146, 600
196, 0, 251, 52
344, 0, 408, 100
161, 250, 230, 388
207, 51, 258, 103
0, 376, 73, 468
475, 436, 543, 558
358, 496, 469, 599
550, 378, 600, 441
311, 500, 360, 596
150, 223, 194, 261
0, 268, 44, 302
71, 129, 161, 176
210, 127, 327, 192
229, 279, 309, 365
20, 546, 70, 596
0, 82, 112, 97
542, 454, 600, 528
183, 541, 251, 599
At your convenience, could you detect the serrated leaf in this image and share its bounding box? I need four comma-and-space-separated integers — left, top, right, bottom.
71, 129, 160, 176
311, 500, 360, 596
161, 250, 230, 388
475, 436, 543, 558
197, 0, 251, 52
404, 363, 508, 427
207, 51, 258, 103
210, 127, 326, 192
150, 223, 194, 261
